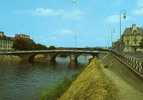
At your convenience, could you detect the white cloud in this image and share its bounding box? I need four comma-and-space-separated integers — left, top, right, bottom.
137, 0, 143, 7
49, 29, 75, 40
132, 0, 143, 16
106, 14, 120, 23
17, 7, 84, 20
106, 14, 132, 24
133, 7, 143, 16
33, 8, 64, 16
61, 29, 74, 35
62, 10, 84, 20
14, 8, 84, 20
111, 0, 123, 5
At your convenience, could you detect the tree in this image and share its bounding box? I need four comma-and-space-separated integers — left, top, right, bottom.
49, 46, 56, 50
13, 38, 36, 50
33, 44, 48, 50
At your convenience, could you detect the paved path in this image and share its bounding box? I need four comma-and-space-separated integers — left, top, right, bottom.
101, 54, 143, 100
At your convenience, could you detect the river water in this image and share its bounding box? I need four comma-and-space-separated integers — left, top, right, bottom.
0, 55, 90, 100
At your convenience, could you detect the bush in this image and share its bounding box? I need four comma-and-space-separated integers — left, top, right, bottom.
48, 46, 56, 50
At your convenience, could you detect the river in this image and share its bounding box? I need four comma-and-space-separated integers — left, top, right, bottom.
0, 55, 90, 100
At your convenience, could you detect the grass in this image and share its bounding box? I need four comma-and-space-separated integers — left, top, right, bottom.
40, 77, 72, 100
40, 68, 84, 100
0, 55, 20, 64
59, 58, 119, 100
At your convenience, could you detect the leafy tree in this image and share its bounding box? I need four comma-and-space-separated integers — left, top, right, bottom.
49, 46, 56, 50
13, 38, 36, 50
33, 44, 48, 50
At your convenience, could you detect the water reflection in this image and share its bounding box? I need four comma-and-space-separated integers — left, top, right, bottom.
0, 55, 91, 100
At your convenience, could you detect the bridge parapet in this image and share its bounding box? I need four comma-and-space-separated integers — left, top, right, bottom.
0, 49, 105, 67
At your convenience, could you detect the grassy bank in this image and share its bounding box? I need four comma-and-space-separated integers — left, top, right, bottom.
40, 68, 84, 100
59, 58, 118, 100
40, 77, 72, 100
0, 55, 20, 64
0, 55, 47, 64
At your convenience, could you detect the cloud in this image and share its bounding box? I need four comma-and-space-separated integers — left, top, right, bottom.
137, 0, 143, 7
62, 10, 84, 20
132, 0, 143, 16
111, 0, 123, 5
49, 29, 75, 40
33, 8, 64, 16
14, 8, 84, 20
105, 14, 132, 24
33, 8, 84, 20
133, 7, 143, 16
105, 14, 120, 23
61, 29, 74, 35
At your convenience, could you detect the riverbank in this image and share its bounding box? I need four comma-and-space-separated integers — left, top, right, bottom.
40, 66, 84, 100
0, 55, 48, 64
59, 58, 118, 100
0, 55, 20, 64
40, 74, 76, 100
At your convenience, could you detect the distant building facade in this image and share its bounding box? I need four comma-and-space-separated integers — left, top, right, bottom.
0, 31, 5, 37
122, 24, 143, 52
0, 32, 14, 51
15, 33, 31, 39
0, 32, 34, 51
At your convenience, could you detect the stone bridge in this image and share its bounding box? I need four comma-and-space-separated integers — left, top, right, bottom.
0, 49, 108, 68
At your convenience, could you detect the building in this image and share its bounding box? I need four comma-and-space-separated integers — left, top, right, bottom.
0, 32, 14, 51
15, 33, 31, 39
122, 24, 143, 52
0, 38, 14, 51
0, 31, 5, 37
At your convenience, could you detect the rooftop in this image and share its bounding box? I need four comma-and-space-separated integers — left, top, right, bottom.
123, 24, 143, 36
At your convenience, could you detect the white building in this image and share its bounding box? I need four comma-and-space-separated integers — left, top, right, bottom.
123, 24, 143, 52
15, 33, 31, 39
0, 32, 14, 51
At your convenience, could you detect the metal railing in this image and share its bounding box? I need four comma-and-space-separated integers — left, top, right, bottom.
110, 49, 143, 79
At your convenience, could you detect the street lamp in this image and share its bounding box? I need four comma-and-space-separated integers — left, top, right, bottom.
72, 0, 78, 48
72, 0, 79, 5
111, 28, 115, 46
119, 9, 127, 39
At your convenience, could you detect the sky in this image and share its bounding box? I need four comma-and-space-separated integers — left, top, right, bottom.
0, 0, 143, 47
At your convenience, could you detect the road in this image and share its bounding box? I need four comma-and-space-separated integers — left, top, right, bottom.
101, 53, 143, 100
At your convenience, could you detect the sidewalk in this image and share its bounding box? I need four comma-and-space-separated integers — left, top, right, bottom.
101, 54, 143, 100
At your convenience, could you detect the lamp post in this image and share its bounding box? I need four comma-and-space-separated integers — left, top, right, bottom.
72, 0, 78, 48
111, 28, 115, 46
72, 0, 78, 4
119, 9, 127, 39
119, 9, 127, 51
